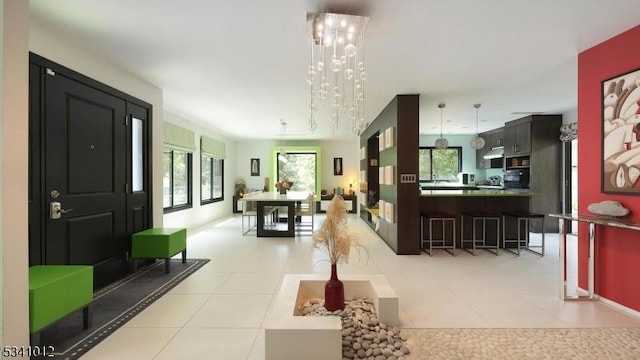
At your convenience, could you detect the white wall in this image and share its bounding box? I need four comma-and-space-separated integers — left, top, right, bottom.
563, 108, 577, 124
320, 140, 360, 193
235, 140, 280, 191
2, 0, 29, 347
235, 138, 359, 194
162, 111, 237, 230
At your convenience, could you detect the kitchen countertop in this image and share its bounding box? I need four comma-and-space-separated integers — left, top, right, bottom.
476, 185, 506, 190
420, 183, 479, 190
420, 189, 532, 197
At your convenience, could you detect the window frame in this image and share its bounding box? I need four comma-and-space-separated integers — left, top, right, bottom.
276, 151, 318, 194
418, 146, 463, 182
163, 148, 193, 213
201, 154, 224, 205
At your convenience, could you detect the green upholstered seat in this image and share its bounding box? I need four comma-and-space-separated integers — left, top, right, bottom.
29, 265, 93, 344
131, 228, 187, 273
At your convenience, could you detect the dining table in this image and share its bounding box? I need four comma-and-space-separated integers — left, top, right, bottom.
240, 191, 312, 237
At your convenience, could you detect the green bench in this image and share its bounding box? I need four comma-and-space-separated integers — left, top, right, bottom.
29, 265, 93, 346
131, 228, 187, 274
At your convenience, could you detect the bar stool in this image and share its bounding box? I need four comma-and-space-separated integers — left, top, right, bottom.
420, 212, 456, 256
461, 211, 500, 255
502, 211, 545, 256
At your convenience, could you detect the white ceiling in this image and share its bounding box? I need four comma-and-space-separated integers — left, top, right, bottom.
29, 0, 640, 141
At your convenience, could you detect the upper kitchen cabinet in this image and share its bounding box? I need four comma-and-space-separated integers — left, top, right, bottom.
504, 120, 531, 156
488, 129, 504, 148
476, 128, 504, 169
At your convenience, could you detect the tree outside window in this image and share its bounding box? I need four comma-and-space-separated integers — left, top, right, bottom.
201, 155, 224, 204
418, 147, 462, 181
163, 148, 192, 212
277, 152, 317, 193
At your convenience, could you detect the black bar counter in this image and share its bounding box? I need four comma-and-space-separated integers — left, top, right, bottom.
419, 189, 534, 250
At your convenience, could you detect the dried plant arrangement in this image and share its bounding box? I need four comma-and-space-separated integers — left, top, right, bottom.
312, 195, 366, 265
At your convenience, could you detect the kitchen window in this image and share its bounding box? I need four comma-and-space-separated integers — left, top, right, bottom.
418, 147, 462, 181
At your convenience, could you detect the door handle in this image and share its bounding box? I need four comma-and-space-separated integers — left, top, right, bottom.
50, 201, 74, 219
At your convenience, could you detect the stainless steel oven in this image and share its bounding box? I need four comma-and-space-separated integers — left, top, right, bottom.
503, 170, 530, 189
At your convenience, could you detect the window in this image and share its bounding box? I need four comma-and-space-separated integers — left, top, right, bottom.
163, 148, 192, 212
201, 155, 224, 204
131, 116, 144, 192
418, 147, 462, 181
276, 152, 317, 193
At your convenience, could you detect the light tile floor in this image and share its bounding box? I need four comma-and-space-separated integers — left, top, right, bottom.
82, 214, 640, 359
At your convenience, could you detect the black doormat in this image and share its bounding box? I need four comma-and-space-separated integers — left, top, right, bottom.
36, 258, 210, 359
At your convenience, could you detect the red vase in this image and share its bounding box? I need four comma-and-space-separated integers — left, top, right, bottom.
325, 263, 345, 311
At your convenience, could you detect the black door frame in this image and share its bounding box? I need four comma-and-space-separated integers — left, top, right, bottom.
29, 53, 153, 286
563, 140, 575, 233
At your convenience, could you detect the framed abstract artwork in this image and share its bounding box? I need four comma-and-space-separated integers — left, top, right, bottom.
334, 157, 343, 176
250, 158, 260, 176
602, 68, 640, 193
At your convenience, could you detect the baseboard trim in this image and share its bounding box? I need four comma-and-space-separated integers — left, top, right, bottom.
576, 286, 640, 319
599, 296, 640, 320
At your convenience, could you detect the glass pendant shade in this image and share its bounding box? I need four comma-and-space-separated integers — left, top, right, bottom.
469, 103, 485, 149
469, 135, 486, 149
435, 137, 449, 149
278, 120, 288, 163
435, 103, 448, 149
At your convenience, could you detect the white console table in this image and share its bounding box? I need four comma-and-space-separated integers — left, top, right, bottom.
549, 213, 640, 301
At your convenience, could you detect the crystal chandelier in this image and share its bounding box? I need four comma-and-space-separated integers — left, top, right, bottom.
434, 103, 449, 149
469, 103, 486, 149
306, 12, 369, 135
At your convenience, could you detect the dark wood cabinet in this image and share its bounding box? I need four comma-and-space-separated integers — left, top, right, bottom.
476, 145, 486, 169
506, 115, 562, 232
476, 115, 562, 232
316, 194, 357, 213
504, 121, 531, 156
476, 128, 504, 169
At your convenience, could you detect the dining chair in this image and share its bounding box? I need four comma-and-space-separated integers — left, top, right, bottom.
241, 200, 257, 235
294, 193, 315, 232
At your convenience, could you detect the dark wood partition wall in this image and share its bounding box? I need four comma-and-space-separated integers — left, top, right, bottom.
360, 95, 420, 255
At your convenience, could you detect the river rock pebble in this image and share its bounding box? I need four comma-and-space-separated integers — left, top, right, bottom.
298, 298, 410, 359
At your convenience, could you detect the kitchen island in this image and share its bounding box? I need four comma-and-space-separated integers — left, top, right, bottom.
420, 189, 531, 197
420, 183, 479, 191
420, 189, 535, 250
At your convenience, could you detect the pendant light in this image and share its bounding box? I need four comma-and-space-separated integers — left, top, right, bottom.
277, 119, 288, 163
434, 103, 448, 149
469, 103, 486, 149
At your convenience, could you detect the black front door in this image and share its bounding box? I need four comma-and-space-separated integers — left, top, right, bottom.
44, 70, 128, 288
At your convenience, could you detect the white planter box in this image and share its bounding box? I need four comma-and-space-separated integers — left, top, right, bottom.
264, 273, 398, 360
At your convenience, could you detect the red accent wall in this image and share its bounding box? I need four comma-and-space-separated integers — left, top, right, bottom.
578, 24, 640, 311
